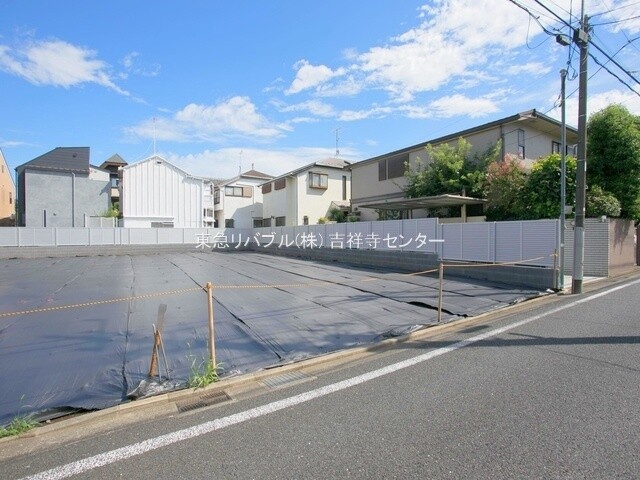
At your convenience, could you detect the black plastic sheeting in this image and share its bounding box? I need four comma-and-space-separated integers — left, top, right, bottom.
0, 251, 545, 425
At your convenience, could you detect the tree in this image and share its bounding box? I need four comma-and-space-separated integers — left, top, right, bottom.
404, 138, 500, 217
586, 185, 621, 218
522, 153, 576, 219
483, 155, 528, 221
587, 104, 640, 220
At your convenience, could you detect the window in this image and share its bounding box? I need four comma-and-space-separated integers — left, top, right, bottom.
225, 219, 235, 228
262, 183, 272, 194
274, 178, 286, 190
253, 219, 263, 228
225, 186, 243, 197
518, 129, 525, 159
342, 175, 347, 200
9, 192, 12, 205
552, 141, 576, 156
309, 172, 328, 189
303, 216, 309, 226
262, 217, 272, 227
275, 216, 286, 226
214, 189, 220, 204
378, 160, 387, 181
111, 178, 118, 187
378, 154, 408, 181
203, 208, 213, 217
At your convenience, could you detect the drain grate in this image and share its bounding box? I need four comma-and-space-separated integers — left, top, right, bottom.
176, 390, 230, 414
261, 370, 314, 390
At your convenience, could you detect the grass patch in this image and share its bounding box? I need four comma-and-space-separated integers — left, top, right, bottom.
187, 357, 222, 389
0, 416, 38, 438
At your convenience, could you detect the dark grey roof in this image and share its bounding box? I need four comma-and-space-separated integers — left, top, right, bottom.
262, 158, 351, 185
100, 153, 127, 168
241, 169, 273, 180
16, 147, 90, 174
350, 109, 579, 168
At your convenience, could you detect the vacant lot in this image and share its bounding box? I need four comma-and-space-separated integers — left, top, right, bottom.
0, 250, 542, 425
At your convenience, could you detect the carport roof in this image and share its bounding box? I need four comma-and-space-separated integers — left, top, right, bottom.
359, 194, 487, 211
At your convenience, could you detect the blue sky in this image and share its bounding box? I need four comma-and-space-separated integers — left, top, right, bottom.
1, 1, 638, 180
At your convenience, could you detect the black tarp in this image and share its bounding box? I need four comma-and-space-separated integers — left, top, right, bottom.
0, 251, 543, 425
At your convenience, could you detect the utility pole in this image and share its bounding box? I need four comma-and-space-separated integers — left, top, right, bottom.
559, 68, 567, 290
572, 9, 589, 294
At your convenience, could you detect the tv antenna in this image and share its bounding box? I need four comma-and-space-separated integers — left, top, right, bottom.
334, 127, 341, 157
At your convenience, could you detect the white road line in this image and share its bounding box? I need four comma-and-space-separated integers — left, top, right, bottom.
22, 278, 640, 480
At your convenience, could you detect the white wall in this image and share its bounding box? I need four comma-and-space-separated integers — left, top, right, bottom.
216, 178, 265, 229
296, 167, 349, 225
121, 157, 203, 228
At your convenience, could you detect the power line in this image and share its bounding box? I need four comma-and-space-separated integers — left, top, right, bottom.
590, 0, 640, 18
588, 51, 640, 96
591, 14, 640, 27
589, 37, 640, 86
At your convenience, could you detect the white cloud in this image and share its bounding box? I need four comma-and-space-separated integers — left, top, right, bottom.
551, 88, 640, 127
126, 96, 285, 143
164, 146, 360, 180
121, 51, 160, 78
278, 99, 336, 117
337, 106, 393, 122
285, 60, 346, 95
356, 0, 531, 99
505, 62, 552, 76
0, 39, 129, 95
426, 94, 500, 118
599, 0, 640, 34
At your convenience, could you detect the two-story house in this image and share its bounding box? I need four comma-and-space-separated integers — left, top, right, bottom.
349, 109, 579, 221
99, 153, 128, 210
15, 147, 111, 227
214, 169, 273, 228
119, 155, 207, 228
261, 158, 351, 227
0, 148, 16, 225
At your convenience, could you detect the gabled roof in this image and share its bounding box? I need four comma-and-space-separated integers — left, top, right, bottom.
122, 155, 202, 180
350, 109, 579, 168
100, 154, 127, 168
16, 147, 91, 174
216, 169, 274, 187
241, 169, 273, 180
261, 158, 351, 185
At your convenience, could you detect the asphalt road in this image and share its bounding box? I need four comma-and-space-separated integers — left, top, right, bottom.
2, 275, 639, 479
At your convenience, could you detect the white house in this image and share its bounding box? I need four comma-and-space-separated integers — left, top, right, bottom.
120, 155, 206, 228
349, 109, 579, 221
213, 169, 273, 228
261, 158, 351, 227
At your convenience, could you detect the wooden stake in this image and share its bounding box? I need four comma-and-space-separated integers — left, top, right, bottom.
206, 282, 216, 367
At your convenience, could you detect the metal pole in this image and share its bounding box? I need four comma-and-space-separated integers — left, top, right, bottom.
206, 282, 216, 366
559, 68, 567, 290
437, 261, 444, 323
572, 13, 589, 294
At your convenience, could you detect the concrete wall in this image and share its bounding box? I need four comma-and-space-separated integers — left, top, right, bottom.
24, 169, 110, 227
234, 245, 555, 290
608, 219, 635, 276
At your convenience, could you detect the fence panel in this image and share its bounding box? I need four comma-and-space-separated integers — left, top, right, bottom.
0, 220, 559, 267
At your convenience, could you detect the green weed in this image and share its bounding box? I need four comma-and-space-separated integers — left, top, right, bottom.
0, 416, 38, 438
187, 356, 222, 389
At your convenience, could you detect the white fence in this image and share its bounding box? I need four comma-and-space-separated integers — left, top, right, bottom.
0, 227, 250, 247
0, 218, 558, 267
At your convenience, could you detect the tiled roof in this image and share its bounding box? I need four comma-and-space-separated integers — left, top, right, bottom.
100, 153, 127, 168
17, 147, 90, 174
